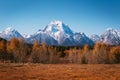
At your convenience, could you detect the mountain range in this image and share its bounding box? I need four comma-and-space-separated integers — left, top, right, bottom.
0, 20, 120, 46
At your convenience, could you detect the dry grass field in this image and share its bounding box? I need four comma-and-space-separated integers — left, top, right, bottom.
0, 63, 120, 80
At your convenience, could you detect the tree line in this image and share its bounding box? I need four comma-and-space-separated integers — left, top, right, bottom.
0, 37, 120, 64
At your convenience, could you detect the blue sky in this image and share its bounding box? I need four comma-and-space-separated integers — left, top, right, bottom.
0, 0, 120, 36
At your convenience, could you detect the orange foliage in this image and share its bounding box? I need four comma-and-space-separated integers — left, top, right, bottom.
110, 46, 120, 63
8, 38, 19, 50
0, 40, 6, 53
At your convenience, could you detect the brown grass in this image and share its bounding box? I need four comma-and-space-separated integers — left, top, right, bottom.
0, 63, 120, 80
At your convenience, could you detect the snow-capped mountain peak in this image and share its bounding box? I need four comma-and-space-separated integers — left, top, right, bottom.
73, 32, 94, 46
42, 20, 74, 45
0, 27, 23, 40
100, 28, 120, 45
4, 27, 16, 34
44, 20, 73, 35
106, 28, 117, 31
105, 28, 118, 35
36, 29, 43, 34
103, 28, 119, 38
5, 27, 12, 31
44, 20, 62, 32
90, 34, 100, 43
50, 20, 62, 26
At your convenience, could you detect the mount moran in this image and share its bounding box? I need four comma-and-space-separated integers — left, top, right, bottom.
0, 21, 120, 46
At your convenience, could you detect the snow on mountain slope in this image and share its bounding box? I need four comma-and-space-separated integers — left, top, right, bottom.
118, 32, 120, 37
44, 21, 73, 35
0, 27, 23, 40
73, 32, 94, 46
26, 20, 94, 46
26, 31, 58, 45
90, 34, 100, 43
43, 21, 74, 45
1, 22, 120, 46
23, 34, 31, 38
100, 28, 120, 45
